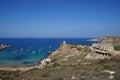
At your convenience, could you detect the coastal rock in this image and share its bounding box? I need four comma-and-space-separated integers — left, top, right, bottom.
46, 43, 92, 66
89, 38, 101, 42
101, 36, 120, 45
46, 40, 118, 67
40, 41, 119, 68
0, 44, 10, 51
90, 36, 120, 45
39, 58, 52, 69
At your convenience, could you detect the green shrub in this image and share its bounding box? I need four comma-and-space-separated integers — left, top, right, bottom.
58, 77, 64, 80
79, 77, 85, 80
114, 46, 120, 51
103, 64, 112, 70
42, 70, 51, 78
52, 62, 60, 67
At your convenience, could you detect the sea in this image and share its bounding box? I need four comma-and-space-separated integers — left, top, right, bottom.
0, 38, 95, 67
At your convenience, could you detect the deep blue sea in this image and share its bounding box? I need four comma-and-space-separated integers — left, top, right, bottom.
0, 38, 95, 67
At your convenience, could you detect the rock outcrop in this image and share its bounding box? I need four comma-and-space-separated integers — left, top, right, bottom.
0, 44, 10, 51
90, 36, 120, 45
41, 38, 120, 68
48, 43, 90, 65
100, 36, 120, 45
39, 41, 114, 68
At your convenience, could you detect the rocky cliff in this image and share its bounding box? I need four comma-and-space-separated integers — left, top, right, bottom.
48, 43, 90, 65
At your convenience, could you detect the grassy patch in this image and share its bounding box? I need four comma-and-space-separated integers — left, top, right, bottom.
110, 57, 120, 62
58, 77, 64, 80
42, 70, 51, 78
97, 59, 108, 64
79, 77, 85, 80
103, 64, 112, 70
52, 62, 60, 67
114, 46, 120, 51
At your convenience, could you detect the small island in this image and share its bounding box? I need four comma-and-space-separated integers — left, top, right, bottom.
0, 44, 10, 51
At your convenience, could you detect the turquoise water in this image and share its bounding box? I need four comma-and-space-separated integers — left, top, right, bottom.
0, 38, 95, 67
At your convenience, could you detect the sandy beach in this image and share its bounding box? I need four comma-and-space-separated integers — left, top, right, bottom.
0, 66, 39, 71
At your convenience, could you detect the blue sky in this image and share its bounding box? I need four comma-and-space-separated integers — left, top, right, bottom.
0, 0, 120, 38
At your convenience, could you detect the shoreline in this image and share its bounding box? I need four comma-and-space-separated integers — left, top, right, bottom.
0, 52, 52, 72
0, 50, 54, 72
0, 66, 39, 72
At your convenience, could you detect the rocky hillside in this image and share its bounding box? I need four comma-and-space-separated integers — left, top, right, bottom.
90, 36, 120, 45
48, 43, 91, 65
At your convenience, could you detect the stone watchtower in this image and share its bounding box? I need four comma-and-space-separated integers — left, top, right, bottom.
59, 40, 68, 51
